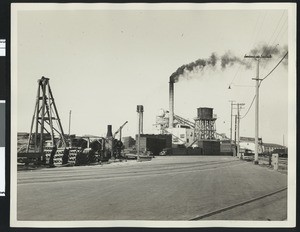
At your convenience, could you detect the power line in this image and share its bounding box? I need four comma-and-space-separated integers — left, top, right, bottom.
228, 12, 263, 87
277, 26, 288, 43
260, 11, 286, 51
251, 11, 268, 49
241, 51, 288, 119
229, 11, 266, 87
260, 51, 288, 82
229, 10, 283, 87
246, 11, 264, 55
229, 64, 242, 86
241, 95, 256, 119
261, 11, 286, 57
270, 14, 288, 46
229, 11, 286, 88
264, 11, 285, 48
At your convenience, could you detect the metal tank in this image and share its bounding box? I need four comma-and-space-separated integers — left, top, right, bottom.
195, 107, 216, 140
197, 107, 213, 119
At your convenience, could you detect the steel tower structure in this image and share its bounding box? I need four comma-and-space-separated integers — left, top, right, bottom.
26, 76, 66, 153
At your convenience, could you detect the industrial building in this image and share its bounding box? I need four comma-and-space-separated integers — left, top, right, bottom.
262, 142, 287, 155
153, 78, 227, 156
165, 125, 195, 147
135, 134, 172, 156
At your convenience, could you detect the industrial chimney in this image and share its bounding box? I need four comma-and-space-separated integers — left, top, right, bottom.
136, 105, 144, 159
137, 105, 144, 134
169, 78, 174, 128
106, 125, 113, 138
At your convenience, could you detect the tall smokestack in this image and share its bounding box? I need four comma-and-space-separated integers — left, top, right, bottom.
106, 125, 113, 138
136, 105, 144, 159
169, 79, 174, 128
140, 111, 143, 134
137, 105, 144, 134
105, 124, 114, 159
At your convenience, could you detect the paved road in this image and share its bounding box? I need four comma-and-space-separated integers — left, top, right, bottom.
17, 156, 287, 221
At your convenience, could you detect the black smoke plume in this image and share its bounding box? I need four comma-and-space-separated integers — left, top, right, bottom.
170, 43, 288, 83
249, 43, 288, 68
250, 44, 280, 56
220, 51, 250, 69
170, 53, 218, 83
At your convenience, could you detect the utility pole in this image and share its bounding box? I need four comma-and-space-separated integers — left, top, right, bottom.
229, 100, 235, 142
236, 103, 245, 158
244, 54, 271, 164
232, 103, 245, 157
234, 114, 237, 155
68, 110, 72, 137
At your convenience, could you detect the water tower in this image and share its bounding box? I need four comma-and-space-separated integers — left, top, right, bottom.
194, 107, 216, 140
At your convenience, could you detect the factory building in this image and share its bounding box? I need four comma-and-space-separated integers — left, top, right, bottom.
165, 125, 195, 147
262, 143, 287, 154
135, 134, 172, 156
151, 79, 228, 156
155, 106, 223, 155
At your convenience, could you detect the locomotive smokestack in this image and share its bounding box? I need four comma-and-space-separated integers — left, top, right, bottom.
169, 79, 174, 128
106, 125, 113, 138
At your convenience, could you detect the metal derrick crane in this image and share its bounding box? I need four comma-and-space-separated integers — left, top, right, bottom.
113, 121, 128, 140
26, 76, 66, 153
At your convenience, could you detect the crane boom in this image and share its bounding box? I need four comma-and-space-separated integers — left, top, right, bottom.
113, 121, 128, 140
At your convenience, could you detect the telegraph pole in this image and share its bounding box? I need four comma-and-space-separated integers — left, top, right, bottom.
232, 103, 245, 158
229, 100, 235, 142
244, 54, 271, 164
234, 115, 237, 155
236, 103, 245, 158
68, 110, 72, 137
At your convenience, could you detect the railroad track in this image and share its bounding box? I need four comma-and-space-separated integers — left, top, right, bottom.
17, 156, 287, 221
18, 159, 244, 185
189, 187, 287, 220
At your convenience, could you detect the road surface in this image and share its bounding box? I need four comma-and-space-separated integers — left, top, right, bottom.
17, 156, 287, 221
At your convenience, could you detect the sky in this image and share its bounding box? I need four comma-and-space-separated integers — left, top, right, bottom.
15, 5, 290, 145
